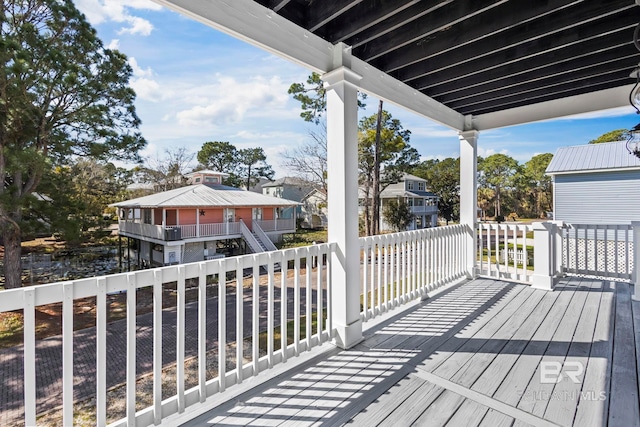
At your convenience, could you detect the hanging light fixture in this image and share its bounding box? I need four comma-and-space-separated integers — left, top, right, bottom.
628, 19, 640, 159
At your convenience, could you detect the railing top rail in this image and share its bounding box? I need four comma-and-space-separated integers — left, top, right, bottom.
0, 241, 337, 312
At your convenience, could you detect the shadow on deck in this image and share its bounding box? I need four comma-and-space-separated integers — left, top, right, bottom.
182, 277, 640, 427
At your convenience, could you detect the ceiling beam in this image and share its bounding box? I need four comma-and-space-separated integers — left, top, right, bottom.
324, 0, 423, 43
472, 85, 635, 130
342, 0, 453, 48
392, 2, 634, 83
306, 0, 363, 33
150, 0, 466, 131
455, 71, 631, 115
426, 35, 633, 98
407, 15, 637, 92
437, 47, 636, 106
269, 0, 290, 13
359, 0, 509, 62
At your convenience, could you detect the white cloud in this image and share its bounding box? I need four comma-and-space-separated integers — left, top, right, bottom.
75, 0, 160, 36
117, 16, 154, 36
128, 57, 161, 101
106, 38, 120, 50
409, 125, 458, 139
175, 76, 291, 126
477, 147, 509, 158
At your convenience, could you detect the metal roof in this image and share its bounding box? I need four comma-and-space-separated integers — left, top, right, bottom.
111, 184, 300, 208
546, 141, 640, 174
154, 0, 640, 130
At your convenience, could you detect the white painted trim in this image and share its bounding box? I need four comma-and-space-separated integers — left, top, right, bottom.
473, 85, 634, 130
547, 166, 640, 175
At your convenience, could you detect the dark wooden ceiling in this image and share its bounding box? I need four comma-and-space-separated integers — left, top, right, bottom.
254, 0, 640, 117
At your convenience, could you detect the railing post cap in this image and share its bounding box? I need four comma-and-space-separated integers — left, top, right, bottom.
532, 221, 553, 231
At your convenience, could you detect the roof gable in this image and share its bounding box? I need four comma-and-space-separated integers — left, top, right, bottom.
111, 184, 300, 208
546, 141, 640, 174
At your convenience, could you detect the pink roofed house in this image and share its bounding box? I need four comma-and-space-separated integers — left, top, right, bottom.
111, 171, 297, 267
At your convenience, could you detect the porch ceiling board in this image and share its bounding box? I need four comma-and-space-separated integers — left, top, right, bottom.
153, 0, 640, 130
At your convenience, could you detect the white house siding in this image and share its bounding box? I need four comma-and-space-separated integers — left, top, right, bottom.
554, 170, 640, 224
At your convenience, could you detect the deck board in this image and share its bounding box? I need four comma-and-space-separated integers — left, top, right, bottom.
180, 277, 638, 427
516, 278, 591, 417
544, 278, 603, 426
607, 282, 640, 427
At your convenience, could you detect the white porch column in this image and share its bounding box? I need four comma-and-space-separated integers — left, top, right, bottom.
323, 55, 363, 349
532, 222, 556, 291
196, 208, 200, 237
633, 221, 640, 301
459, 130, 479, 278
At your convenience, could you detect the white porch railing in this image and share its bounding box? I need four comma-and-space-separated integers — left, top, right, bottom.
561, 223, 634, 280
1, 245, 334, 427
359, 224, 468, 321
254, 218, 296, 232
118, 221, 242, 241
477, 222, 534, 284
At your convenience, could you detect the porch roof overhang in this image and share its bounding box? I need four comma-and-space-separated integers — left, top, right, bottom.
152, 0, 640, 132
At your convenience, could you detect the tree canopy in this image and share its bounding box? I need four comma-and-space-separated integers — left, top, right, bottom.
588, 129, 630, 144
412, 157, 460, 224
196, 141, 274, 189
0, 0, 145, 288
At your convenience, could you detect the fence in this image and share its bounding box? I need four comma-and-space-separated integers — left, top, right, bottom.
561, 223, 634, 280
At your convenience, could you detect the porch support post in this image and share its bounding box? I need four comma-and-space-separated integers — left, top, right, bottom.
323, 45, 363, 349
196, 208, 200, 237
532, 222, 556, 291
459, 130, 479, 279
633, 221, 640, 301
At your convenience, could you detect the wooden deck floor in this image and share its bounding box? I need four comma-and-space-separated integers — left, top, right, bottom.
182, 277, 640, 427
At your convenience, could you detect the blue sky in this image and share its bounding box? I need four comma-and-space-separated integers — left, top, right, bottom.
75, 1, 640, 177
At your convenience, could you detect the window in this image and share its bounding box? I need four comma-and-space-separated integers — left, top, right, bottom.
253, 208, 263, 220
407, 198, 414, 207
143, 209, 152, 224
418, 182, 425, 191
205, 176, 219, 183
407, 181, 414, 190
415, 198, 424, 206
195, 177, 201, 183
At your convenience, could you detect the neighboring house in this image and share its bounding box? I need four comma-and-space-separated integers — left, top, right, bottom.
361, 173, 439, 231
111, 171, 298, 267
262, 177, 317, 220
546, 141, 640, 224
300, 188, 328, 229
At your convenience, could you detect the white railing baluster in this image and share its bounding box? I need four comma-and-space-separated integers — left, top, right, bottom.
280, 251, 288, 362
198, 262, 207, 402
306, 247, 312, 350
383, 241, 389, 311
376, 239, 382, 315
177, 265, 186, 412
218, 262, 226, 392
370, 239, 376, 316
362, 240, 368, 319
152, 269, 162, 424
317, 246, 324, 342
126, 273, 136, 426
293, 248, 301, 356
24, 288, 36, 427
62, 282, 74, 427
252, 255, 260, 376
96, 277, 107, 427
235, 259, 243, 383
267, 252, 275, 367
